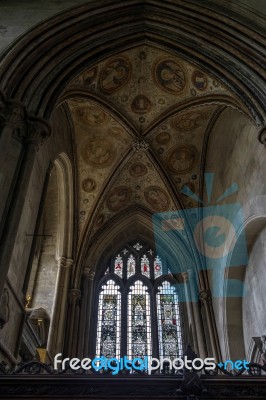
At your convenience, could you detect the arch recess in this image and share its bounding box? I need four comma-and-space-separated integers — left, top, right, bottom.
222, 196, 266, 361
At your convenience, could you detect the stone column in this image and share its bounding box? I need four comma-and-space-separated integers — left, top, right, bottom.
77, 268, 95, 358
66, 288, 81, 358
187, 269, 207, 359
180, 272, 199, 354
47, 257, 73, 359
0, 114, 51, 301
199, 289, 221, 361
0, 93, 27, 239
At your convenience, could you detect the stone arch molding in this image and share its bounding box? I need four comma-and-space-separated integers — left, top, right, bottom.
81, 207, 196, 287
0, 0, 265, 125
220, 196, 266, 361
53, 152, 74, 261
45, 152, 74, 357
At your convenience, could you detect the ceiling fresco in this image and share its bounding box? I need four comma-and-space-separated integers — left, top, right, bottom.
65, 45, 235, 246
68, 46, 231, 131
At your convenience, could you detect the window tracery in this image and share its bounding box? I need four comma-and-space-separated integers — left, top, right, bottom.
94, 241, 183, 363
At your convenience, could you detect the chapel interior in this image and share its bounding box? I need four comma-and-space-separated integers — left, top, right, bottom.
0, 1, 266, 399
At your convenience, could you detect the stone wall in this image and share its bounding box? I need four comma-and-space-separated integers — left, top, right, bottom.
31, 167, 59, 316
204, 107, 266, 360
0, 0, 88, 54
243, 226, 266, 356
0, 104, 74, 364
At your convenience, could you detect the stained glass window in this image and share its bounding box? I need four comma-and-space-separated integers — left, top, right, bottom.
96, 280, 121, 359
127, 254, 136, 278
95, 241, 183, 372
127, 280, 152, 359
157, 281, 183, 358
114, 254, 123, 278
154, 256, 163, 278
141, 255, 150, 278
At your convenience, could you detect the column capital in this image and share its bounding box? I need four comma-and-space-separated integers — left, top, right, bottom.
57, 257, 74, 269
0, 92, 51, 148
0, 95, 27, 130
68, 289, 81, 304
199, 289, 212, 305
15, 116, 51, 148
258, 126, 266, 148
83, 267, 95, 281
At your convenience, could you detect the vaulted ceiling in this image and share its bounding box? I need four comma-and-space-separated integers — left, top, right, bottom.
63, 45, 240, 250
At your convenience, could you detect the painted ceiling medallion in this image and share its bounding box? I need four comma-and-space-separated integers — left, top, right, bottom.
99, 56, 131, 94
81, 139, 116, 168
192, 70, 208, 91
167, 145, 197, 174
108, 127, 124, 138
76, 105, 110, 125
129, 162, 148, 177
171, 111, 207, 131
153, 57, 187, 94
82, 178, 97, 193
144, 186, 170, 212
107, 186, 133, 211
156, 131, 171, 145
131, 95, 152, 114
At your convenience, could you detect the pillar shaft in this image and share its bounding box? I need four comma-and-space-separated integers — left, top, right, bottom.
187, 269, 207, 359
199, 290, 221, 361
47, 258, 73, 358
0, 115, 50, 302
66, 289, 81, 358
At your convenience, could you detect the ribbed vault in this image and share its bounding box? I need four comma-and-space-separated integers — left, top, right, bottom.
0, 0, 265, 123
